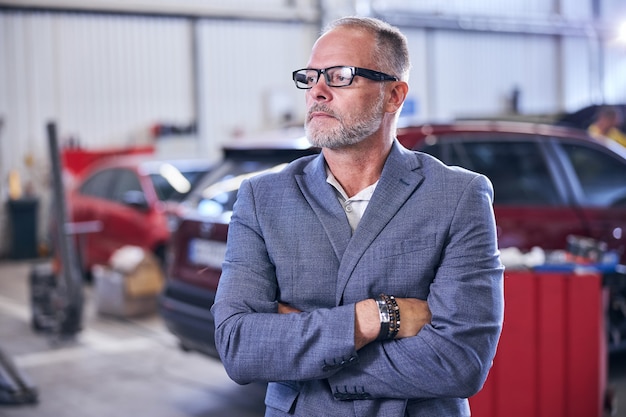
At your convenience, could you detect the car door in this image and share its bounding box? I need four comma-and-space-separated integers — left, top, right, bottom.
555, 141, 626, 260
102, 168, 155, 256
421, 135, 589, 252
71, 168, 117, 272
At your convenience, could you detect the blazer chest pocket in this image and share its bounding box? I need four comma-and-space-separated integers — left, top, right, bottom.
375, 236, 436, 259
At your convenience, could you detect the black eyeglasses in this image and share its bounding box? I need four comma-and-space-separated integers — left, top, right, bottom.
292, 66, 398, 89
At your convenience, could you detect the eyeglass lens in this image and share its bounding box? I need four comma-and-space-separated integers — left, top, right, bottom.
294, 66, 355, 89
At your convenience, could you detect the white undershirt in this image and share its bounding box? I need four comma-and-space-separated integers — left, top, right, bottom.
326, 170, 378, 232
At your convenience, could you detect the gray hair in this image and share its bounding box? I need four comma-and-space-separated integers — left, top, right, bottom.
322, 16, 411, 82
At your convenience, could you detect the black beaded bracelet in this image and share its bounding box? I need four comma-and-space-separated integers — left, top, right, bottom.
382, 294, 400, 339
375, 294, 401, 341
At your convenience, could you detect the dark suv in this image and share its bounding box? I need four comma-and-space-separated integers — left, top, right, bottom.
159, 136, 318, 357
159, 121, 626, 358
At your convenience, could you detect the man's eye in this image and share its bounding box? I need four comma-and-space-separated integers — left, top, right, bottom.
303, 72, 318, 84
331, 73, 348, 83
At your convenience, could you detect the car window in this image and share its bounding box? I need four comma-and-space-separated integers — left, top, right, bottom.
110, 169, 143, 203
560, 143, 626, 207
78, 169, 116, 199
183, 148, 318, 221
187, 160, 287, 221
149, 167, 208, 202
423, 139, 559, 206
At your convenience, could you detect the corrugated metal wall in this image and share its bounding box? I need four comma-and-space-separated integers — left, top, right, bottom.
1, 12, 194, 172
432, 31, 561, 118
197, 19, 317, 157
1, 0, 626, 257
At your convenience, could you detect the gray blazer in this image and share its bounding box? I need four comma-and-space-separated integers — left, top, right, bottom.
212, 141, 504, 417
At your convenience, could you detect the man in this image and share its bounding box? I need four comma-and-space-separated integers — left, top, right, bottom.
588, 105, 626, 147
212, 16, 504, 416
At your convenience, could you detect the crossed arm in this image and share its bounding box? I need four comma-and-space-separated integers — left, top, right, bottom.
278, 298, 432, 350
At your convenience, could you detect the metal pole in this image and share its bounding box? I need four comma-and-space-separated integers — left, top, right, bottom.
47, 121, 83, 336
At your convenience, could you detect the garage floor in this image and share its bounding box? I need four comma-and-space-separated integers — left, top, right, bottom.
0, 260, 265, 417
0, 259, 625, 417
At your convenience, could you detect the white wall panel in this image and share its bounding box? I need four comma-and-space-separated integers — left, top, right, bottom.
1, 11, 193, 153
400, 28, 429, 124
430, 31, 560, 120
603, 47, 626, 104
52, 14, 194, 147
561, 37, 596, 111
560, 0, 593, 19
601, 0, 626, 20
0, 13, 55, 219
196, 20, 317, 158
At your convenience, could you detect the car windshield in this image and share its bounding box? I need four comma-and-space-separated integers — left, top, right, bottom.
183, 159, 288, 222
183, 148, 318, 222
149, 164, 209, 202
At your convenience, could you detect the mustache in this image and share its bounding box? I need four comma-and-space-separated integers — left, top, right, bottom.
306, 104, 337, 121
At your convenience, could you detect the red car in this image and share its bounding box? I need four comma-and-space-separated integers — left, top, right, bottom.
159, 121, 626, 358
398, 121, 626, 258
66, 155, 212, 278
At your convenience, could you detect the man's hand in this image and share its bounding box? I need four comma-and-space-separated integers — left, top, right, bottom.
394, 298, 432, 339
278, 302, 301, 314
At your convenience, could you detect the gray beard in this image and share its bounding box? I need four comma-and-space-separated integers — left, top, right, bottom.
305, 94, 385, 149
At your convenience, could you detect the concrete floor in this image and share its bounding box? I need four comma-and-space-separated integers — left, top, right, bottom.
1, 259, 626, 417
0, 259, 266, 417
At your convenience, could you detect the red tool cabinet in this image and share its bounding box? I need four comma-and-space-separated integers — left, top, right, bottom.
470, 270, 607, 417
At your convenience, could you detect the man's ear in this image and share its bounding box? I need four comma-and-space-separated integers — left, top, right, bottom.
385, 81, 409, 114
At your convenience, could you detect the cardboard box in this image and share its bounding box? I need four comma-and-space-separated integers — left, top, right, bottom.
92, 246, 164, 317
108, 246, 164, 297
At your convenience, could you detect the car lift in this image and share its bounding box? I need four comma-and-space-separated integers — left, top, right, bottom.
29, 122, 84, 336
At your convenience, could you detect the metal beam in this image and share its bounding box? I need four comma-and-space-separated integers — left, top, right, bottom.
0, 0, 320, 22
374, 10, 610, 38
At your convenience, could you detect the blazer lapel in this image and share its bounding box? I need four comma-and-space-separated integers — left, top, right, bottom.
335, 142, 424, 304
295, 155, 353, 263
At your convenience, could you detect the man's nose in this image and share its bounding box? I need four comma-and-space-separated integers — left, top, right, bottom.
308, 75, 331, 100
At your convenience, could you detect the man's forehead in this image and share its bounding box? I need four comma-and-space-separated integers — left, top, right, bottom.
308, 28, 373, 66
317, 26, 373, 45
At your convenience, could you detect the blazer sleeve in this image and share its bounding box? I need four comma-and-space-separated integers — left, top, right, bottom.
212, 178, 360, 385
327, 174, 505, 400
